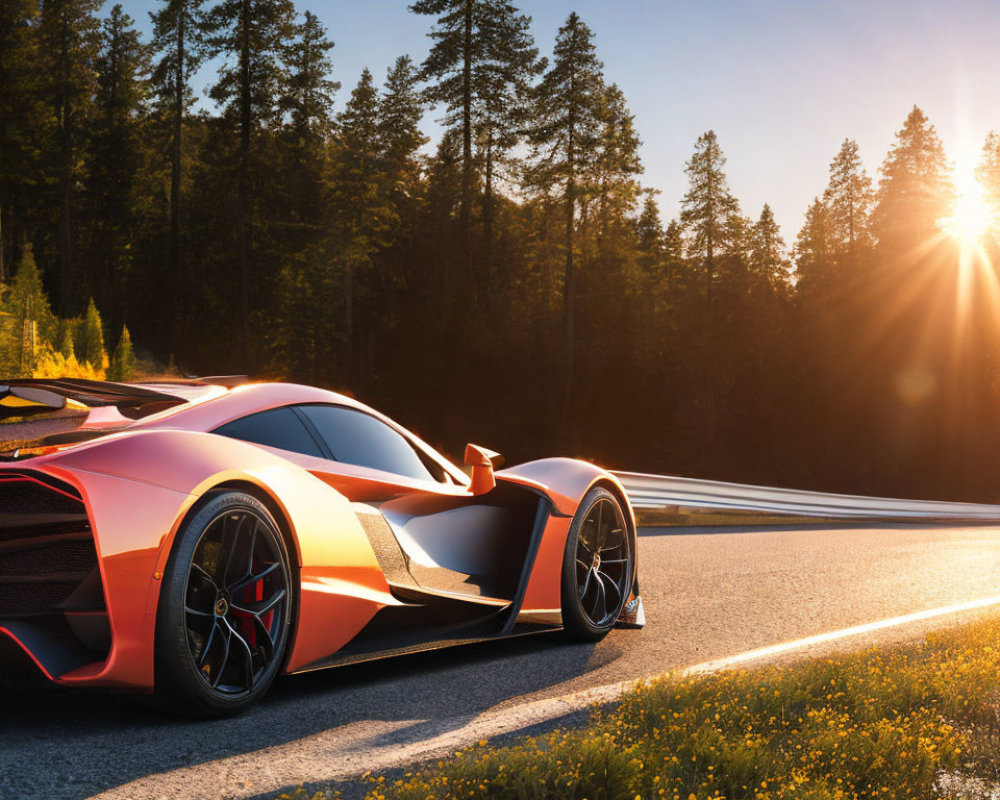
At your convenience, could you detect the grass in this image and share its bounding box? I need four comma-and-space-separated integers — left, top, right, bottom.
278, 612, 1000, 800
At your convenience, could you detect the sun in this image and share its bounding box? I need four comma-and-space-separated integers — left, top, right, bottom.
940, 161, 993, 244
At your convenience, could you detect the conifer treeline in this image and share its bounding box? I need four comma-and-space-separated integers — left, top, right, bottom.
2, 0, 999, 499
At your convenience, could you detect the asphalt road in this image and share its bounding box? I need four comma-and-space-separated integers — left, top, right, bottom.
4, 522, 1000, 800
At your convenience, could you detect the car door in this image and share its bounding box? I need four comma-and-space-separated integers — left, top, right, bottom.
296, 403, 543, 605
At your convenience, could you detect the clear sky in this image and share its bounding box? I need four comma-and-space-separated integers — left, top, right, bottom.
119, 0, 1000, 241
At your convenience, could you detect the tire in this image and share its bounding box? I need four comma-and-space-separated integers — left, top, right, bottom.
561, 486, 635, 642
155, 491, 294, 717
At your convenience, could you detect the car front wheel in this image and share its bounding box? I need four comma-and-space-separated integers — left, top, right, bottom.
561, 486, 635, 641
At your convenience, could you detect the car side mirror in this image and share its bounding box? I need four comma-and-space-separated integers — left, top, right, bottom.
464, 444, 505, 495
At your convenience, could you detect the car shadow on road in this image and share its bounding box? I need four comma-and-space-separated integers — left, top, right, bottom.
0, 631, 617, 800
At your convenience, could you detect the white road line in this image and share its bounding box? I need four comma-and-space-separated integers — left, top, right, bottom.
686, 593, 1000, 674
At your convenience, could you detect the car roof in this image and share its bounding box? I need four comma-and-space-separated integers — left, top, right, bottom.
136, 381, 470, 485
137, 382, 377, 431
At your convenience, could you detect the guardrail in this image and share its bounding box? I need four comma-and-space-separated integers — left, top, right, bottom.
613, 471, 1000, 523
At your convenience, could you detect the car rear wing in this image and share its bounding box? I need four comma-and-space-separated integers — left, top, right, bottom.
0, 379, 188, 420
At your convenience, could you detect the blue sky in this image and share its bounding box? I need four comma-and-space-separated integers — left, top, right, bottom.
119, 0, 1000, 240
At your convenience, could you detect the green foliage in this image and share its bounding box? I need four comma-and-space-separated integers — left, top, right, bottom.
681, 130, 741, 305
282, 10, 338, 137
81, 297, 106, 370
38, 0, 102, 314
526, 13, 605, 199
149, 0, 206, 116
84, 4, 150, 319
58, 320, 76, 359
3, 246, 56, 344
412, 0, 544, 255
749, 204, 790, 290
379, 56, 427, 197
203, 0, 296, 127
108, 323, 135, 381
794, 198, 835, 298
0, 250, 107, 378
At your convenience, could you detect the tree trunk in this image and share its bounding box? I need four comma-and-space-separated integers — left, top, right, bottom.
564, 176, 576, 413
563, 88, 577, 414
238, 0, 252, 368
460, 0, 473, 287
483, 129, 494, 302
57, 15, 75, 315
168, 13, 184, 341
343, 260, 353, 383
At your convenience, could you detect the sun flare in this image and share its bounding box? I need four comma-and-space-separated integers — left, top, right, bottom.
941, 162, 993, 244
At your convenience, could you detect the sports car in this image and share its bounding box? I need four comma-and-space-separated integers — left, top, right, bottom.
0, 378, 642, 716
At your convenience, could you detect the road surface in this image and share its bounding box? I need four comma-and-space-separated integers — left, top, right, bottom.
3, 522, 1000, 800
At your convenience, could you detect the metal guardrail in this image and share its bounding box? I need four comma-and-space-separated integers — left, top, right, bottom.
613, 471, 1000, 523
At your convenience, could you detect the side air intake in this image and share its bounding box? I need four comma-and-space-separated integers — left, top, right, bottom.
0, 470, 110, 679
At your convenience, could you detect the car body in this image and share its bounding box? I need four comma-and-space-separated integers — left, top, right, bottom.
0, 378, 642, 714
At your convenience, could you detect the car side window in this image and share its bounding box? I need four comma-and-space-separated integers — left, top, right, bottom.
214, 406, 325, 458
298, 404, 439, 483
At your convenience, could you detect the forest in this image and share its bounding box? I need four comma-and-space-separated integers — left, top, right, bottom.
2, 0, 1000, 501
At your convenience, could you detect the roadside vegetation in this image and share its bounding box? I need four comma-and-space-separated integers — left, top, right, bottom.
281, 614, 1000, 800
0, 247, 135, 382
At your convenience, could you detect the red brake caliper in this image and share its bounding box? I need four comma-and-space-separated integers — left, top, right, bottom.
239, 554, 266, 649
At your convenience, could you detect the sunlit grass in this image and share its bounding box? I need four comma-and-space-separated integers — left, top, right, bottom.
277, 612, 1000, 800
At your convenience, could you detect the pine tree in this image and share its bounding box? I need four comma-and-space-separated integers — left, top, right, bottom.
39, 0, 101, 314
411, 0, 543, 285
379, 55, 428, 221
749, 204, 789, 290
149, 0, 207, 316
108, 323, 135, 380
282, 10, 338, 138
824, 139, 874, 270
81, 297, 105, 370
329, 69, 394, 382
2, 247, 56, 374
58, 322, 75, 359
0, 0, 47, 281
718, 212, 753, 291
203, 0, 296, 365
663, 219, 684, 302
794, 197, 834, 298
526, 12, 604, 404
680, 130, 739, 311
874, 106, 953, 256
636, 194, 664, 280
279, 10, 337, 235
3, 247, 55, 342
87, 4, 149, 316
592, 83, 642, 246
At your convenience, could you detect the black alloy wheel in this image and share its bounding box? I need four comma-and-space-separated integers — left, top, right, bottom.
156, 491, 293, 716
561, 486, 635, 641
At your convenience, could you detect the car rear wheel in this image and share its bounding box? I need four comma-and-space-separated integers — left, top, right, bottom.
156, 491, 293, 717
561, 486, 635, 641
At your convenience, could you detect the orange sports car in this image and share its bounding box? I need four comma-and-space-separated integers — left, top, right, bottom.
0, 378, 643, 716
